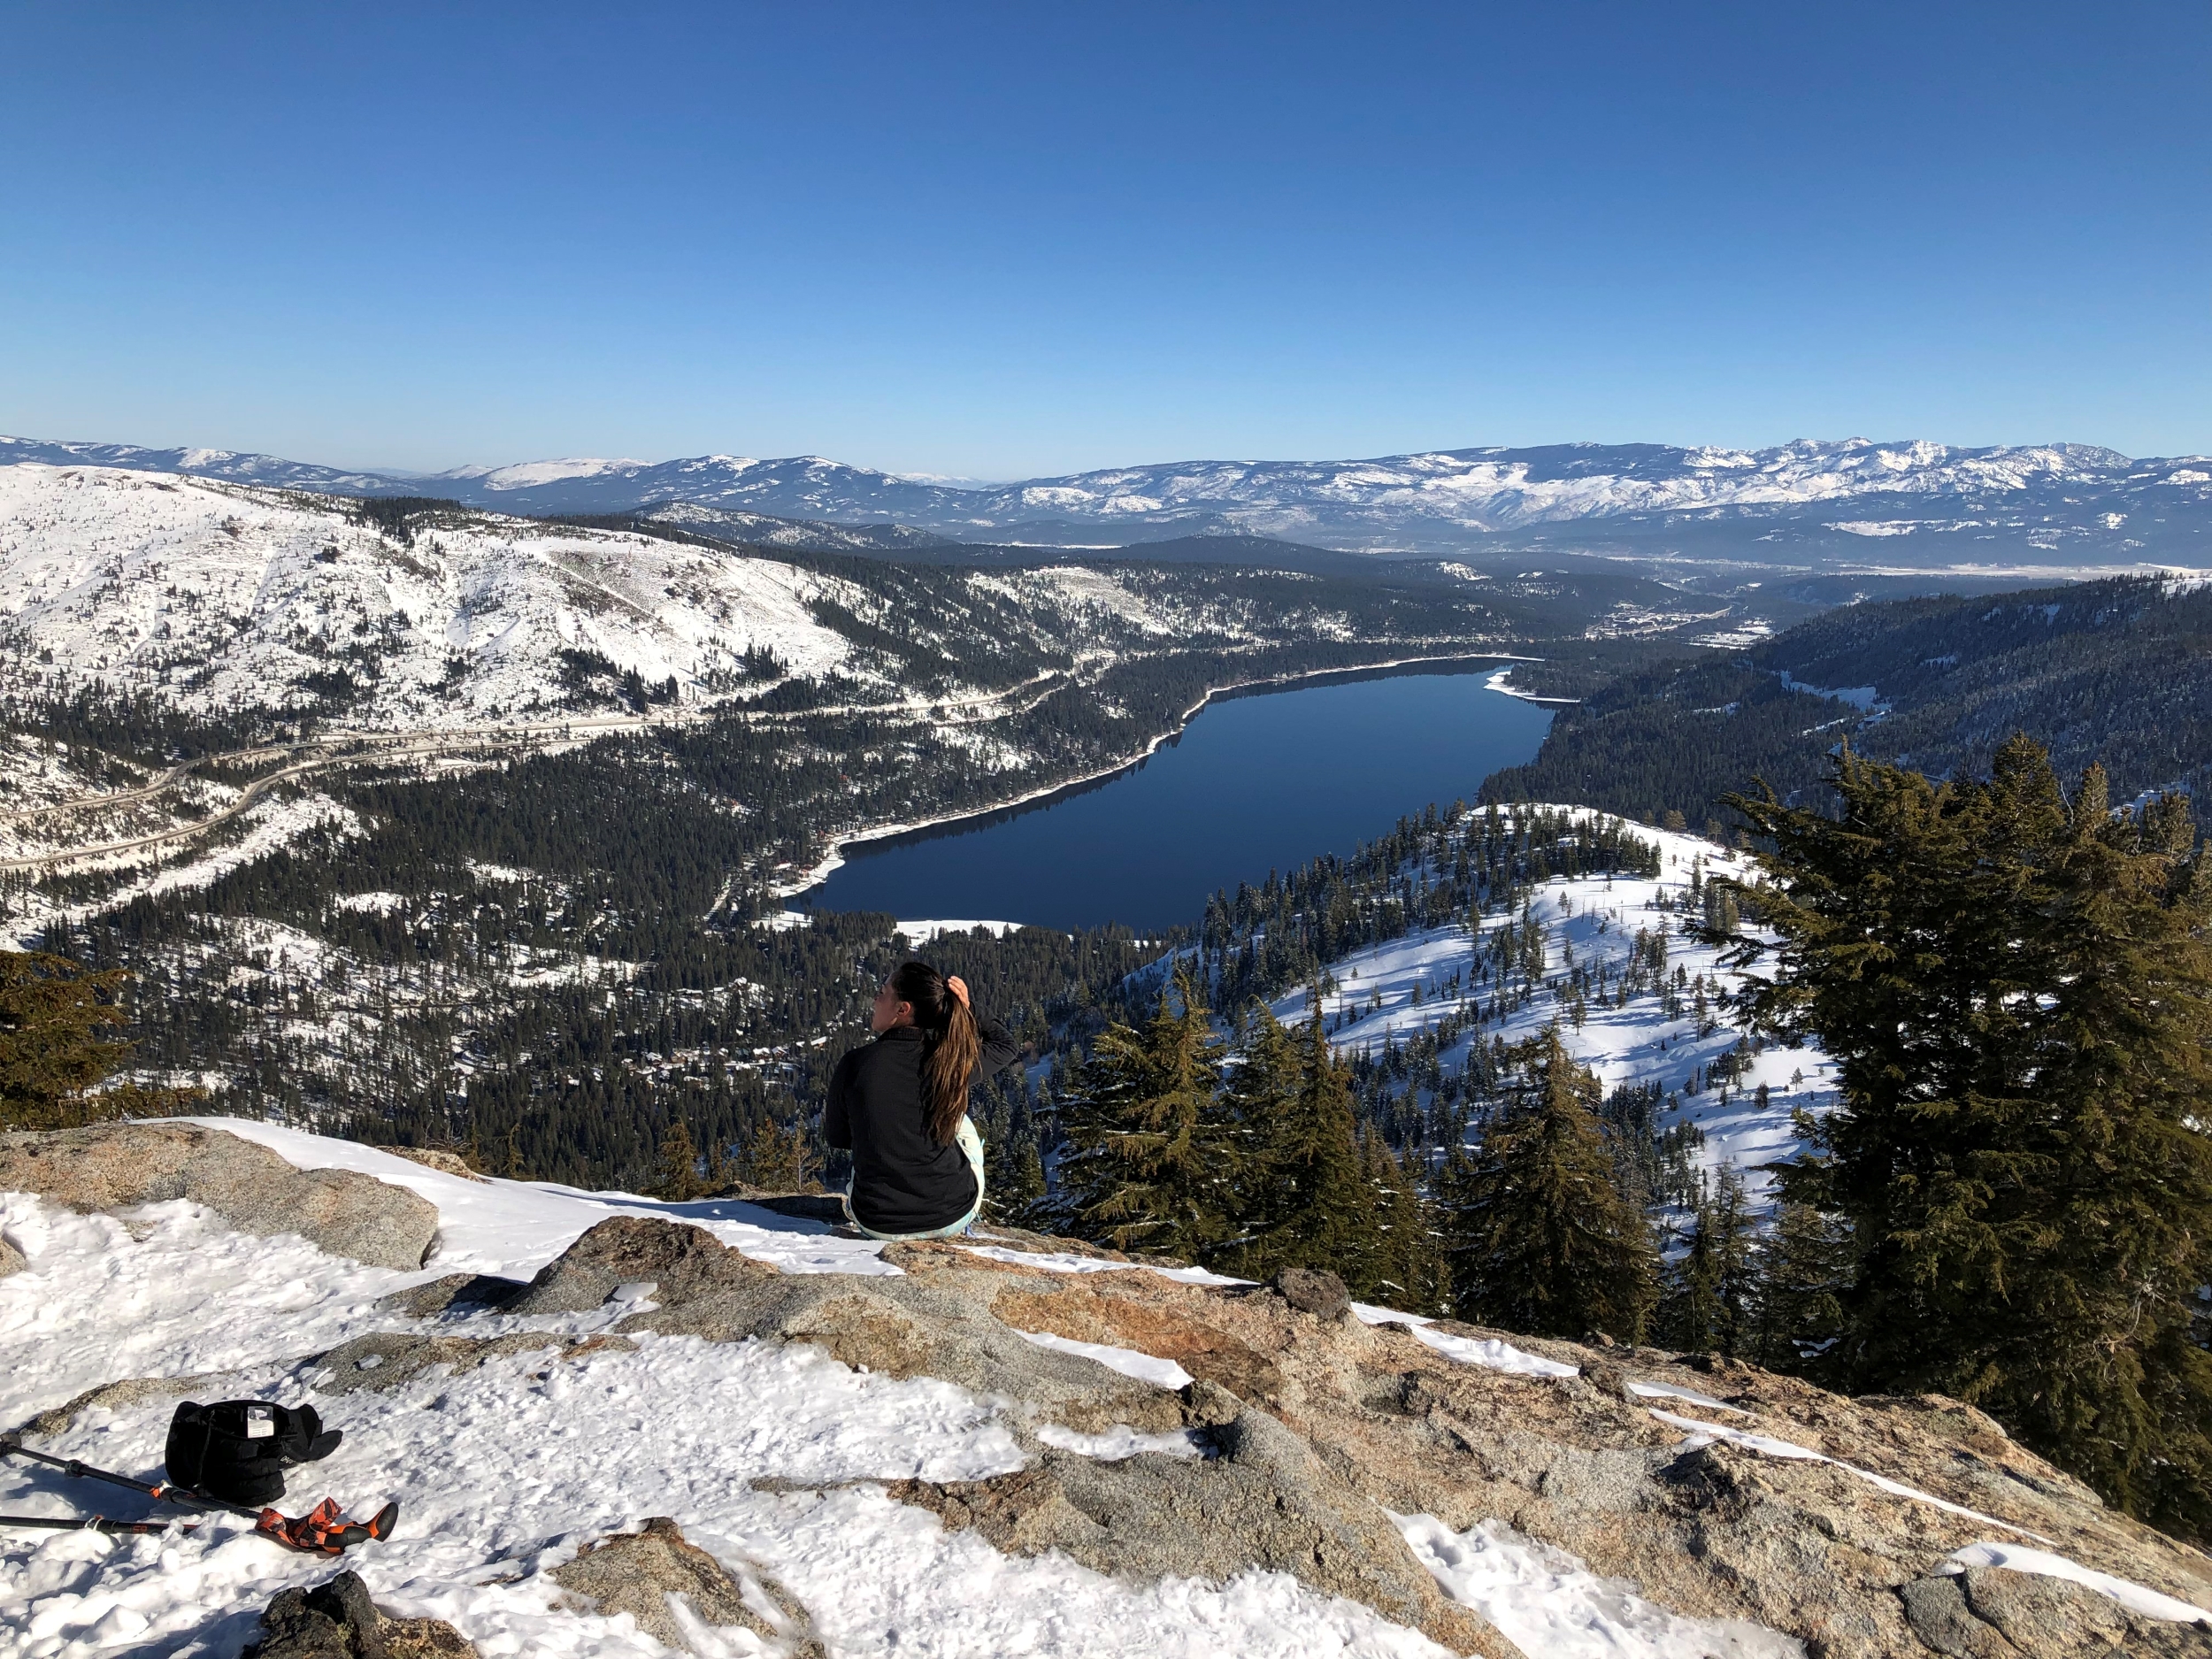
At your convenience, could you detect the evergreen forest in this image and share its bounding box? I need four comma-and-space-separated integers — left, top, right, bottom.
1484, 574, 2212, 836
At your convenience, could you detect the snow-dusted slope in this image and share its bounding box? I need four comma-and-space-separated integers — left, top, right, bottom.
1271, 815, 1836, 1208
0, 465, 865, 729
0, 437, 407, 496
0, 462, 1510, 741
645, 500, 964, 555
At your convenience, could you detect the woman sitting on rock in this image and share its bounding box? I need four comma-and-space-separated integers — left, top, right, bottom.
824, 960, 1018, 1240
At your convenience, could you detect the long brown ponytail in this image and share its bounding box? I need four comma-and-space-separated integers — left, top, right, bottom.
891, 959, 979, 1145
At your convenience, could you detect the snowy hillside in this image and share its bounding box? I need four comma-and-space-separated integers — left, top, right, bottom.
644, 503, 964, 556
0, 465, 1318, 736
12, 433, 2208, 563
0, 465, 863, 730
1268, 815, 1835, 1209
7, 1119, 2209, 1659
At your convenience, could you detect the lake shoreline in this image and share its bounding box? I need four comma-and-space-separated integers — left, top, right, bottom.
774, 649, 1540, 908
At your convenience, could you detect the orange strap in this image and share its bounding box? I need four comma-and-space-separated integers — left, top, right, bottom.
254, 1498, 395, 1555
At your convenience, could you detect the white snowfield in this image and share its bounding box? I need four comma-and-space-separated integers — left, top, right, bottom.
0, 465, 859, 730
8, 1123, 2202, 1657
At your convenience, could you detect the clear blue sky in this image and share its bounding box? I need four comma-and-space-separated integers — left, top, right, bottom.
3, 3, 2205, 477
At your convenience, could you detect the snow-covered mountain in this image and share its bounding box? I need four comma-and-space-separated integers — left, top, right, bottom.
0, 465, 868, 730
644, 500, 964, 555
12, 433, 2209, 561
930, 439, 2212, 546
0, 435, 409, 496
0, 465, 1306, 733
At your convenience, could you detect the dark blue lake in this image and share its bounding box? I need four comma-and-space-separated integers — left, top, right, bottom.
803, 665, 1554, 931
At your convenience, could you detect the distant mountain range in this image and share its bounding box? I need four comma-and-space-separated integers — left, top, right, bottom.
5, 433, 2208, 565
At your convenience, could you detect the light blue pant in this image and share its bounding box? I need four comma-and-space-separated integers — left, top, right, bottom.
845, 1116, 987, 1241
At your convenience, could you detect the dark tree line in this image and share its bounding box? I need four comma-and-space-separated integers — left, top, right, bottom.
1482, 575, 2212, 836
1194, 802, 1663, 1013
1725, 737, 2212, 1543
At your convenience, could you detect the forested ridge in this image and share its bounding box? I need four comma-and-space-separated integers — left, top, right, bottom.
1484, 574, 2212, 833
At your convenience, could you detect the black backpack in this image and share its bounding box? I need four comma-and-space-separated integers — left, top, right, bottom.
165, 1401, 342, 1506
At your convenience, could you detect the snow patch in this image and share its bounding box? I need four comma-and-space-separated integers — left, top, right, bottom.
1354, 1310, 1581, 1380
1034, 1424, 1210, 1461
1398, 1514, 1804, 1657
1014, 1328, 1196, 1389
171, 1118, 896, 1281
1939, 1542, 2212, 1625
895, 918, 1027, 942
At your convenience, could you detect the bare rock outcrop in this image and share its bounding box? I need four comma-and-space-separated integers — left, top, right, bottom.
373, 1271, 527, 1318
551, 1515, 823, 1655
380, 1147, 488, 1183
1269, 1263, 1353, 1321
884, 1409, 1516, 1658
0, 1123, 438, 1269
244, 1570, 474, 1658
504, 1210, 780, 1314
481, 1218, 1510, 1652
1900, 1564, 2212, 1656
907, 1241, 2212, 1659
71, 1184, 2192, 1659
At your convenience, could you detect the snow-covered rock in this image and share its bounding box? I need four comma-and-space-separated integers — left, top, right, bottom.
0, 1123, 436, 1271
5, 1121, 2208, 1658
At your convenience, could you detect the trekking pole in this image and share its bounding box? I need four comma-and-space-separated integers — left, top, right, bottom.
0, 1435, 209, 1512
0, 1512, 203, 1536
0, 1434, 397, 1554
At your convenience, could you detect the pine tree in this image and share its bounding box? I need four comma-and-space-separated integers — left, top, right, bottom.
1730, 738, 2212, 1540
1235, 998, 1374, 1281
654, 1119, 705, 1200
1211, 1002, 1300, 1275
982, 1094, 1047, 1223
1442, 1025, 1657, 1342
1658, 1166, 1755, 1356
1361, 1131, 1448, 1315
733, 1116, 814, 1192
1049, 967, 1236, 1259
1, 950, 196, 1131
1747, 1197, 1850, 1374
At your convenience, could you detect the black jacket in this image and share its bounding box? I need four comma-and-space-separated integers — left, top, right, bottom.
823, 1014, 1020, 1235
